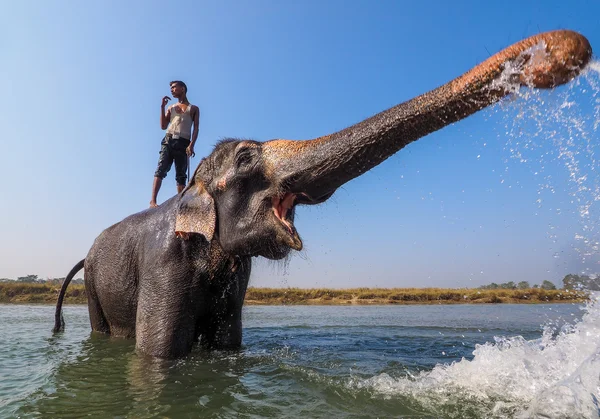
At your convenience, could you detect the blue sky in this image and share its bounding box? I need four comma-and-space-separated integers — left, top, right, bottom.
2, 0, 600, 288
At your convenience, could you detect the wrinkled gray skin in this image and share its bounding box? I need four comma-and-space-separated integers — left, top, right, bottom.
85, 180, 252, 357
54, 30, 591, 358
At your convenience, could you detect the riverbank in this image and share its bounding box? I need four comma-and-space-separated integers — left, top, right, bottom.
0, 283, 588, 305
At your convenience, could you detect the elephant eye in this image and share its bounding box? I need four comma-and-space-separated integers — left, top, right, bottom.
235, 149, 254, 169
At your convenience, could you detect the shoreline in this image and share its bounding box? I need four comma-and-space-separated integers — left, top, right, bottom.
0, 284, 588, 306
0, 300, 586, 306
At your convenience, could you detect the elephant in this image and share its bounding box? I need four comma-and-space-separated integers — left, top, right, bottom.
53, 30, 592, 358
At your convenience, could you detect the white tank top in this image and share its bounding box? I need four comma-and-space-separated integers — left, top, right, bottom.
166, 103, 194, 139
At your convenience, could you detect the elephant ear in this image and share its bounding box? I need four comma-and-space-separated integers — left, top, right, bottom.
175, 181, 216, 241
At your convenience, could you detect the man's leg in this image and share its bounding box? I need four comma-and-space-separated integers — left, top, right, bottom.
150, 177, 163, 208
150, 139, 173, 207
174, 140, 190, 194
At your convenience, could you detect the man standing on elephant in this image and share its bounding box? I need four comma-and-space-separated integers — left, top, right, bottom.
150, 80, 200, 208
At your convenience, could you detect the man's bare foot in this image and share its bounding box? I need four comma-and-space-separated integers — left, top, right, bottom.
149, 201, 158, 208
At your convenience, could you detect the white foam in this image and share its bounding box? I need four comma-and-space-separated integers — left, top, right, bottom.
354, 294, 600, 418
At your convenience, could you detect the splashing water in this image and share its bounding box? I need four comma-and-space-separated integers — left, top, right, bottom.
355, 293, 600, 418
350, 66, 600, 417
492, 60, 600, 275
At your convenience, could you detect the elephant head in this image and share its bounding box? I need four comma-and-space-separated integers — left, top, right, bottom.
175, 30, 592, 260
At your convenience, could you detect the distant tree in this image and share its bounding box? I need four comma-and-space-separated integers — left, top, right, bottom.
500, 281, 517, 289
532, 284, 539, 288
563, 274, 600, 291
479, 282, 499, 290
541, 280, 557, 290
16, 274, 39, 283
517, 281, 530, 289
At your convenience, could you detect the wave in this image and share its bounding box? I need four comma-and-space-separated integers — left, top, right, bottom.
353, 293, 600, 418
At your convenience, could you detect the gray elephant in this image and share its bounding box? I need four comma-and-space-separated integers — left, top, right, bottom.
53, 30, 591, 358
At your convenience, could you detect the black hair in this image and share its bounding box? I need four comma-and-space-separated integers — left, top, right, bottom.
170, 80, 187, 93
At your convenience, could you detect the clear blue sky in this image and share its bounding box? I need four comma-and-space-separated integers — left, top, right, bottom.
2, 0, 600, 288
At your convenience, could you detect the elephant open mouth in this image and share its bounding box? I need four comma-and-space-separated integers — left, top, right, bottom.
271, 192, 302, 250
272, 193, 296, 232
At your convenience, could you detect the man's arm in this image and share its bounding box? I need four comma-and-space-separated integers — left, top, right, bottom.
187, 106, 200, 157
160, 96, 171, 130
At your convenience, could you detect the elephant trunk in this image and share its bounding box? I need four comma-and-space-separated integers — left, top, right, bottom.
263, 30, 592, 202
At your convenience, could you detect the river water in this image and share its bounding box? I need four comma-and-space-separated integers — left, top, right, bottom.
1, 299, 599, 418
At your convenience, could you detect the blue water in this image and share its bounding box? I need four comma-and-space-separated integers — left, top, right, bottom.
1, 300, 599, 418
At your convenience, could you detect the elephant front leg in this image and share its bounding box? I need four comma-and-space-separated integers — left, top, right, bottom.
135, 290, 198, 359
200, 307, 243, 350
200, 313, 242, 349
200, 260, 250, 350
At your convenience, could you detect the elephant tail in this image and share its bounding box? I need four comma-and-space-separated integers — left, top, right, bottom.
52, 259, 85, 333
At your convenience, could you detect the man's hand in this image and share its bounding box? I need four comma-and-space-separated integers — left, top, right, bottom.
161, 96, 171, 107
186, 144, 195, 158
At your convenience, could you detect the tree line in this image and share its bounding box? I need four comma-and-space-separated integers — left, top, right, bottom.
2, 273, 597, 291
479, 274, 599, 291
0, 274, 84, 285
479, 280, 557, 290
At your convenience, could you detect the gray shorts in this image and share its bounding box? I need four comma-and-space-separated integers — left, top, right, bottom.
154, 135, 190, 186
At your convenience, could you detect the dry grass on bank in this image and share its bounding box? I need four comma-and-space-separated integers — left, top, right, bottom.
0, 282, 588, 305
0, 283, 85, 304
244, 287, 588, 305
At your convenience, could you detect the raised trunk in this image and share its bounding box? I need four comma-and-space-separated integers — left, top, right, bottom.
263, 30, 591, 201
